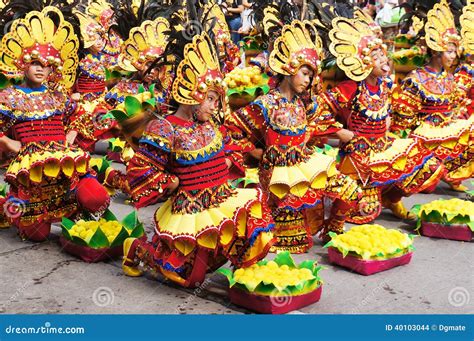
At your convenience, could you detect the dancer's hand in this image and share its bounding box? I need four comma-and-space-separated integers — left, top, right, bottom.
66, 130, 78, 145
167, 177, 179, 194
249, 148, 264, 160
225, 158, 233, 169
7, 139, 21, 153
335, 129, 354, 143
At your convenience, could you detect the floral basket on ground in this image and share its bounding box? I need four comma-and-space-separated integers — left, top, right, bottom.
60, 209, 146, 262
218, 252, 323, 314
225, 66, 269, 110
324, 224, 414, 276
411, 198, 474, 242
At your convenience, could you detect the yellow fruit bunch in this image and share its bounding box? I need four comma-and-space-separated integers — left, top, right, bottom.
418, 198, 474, 217
327, 224, 413, 260
68, 219, 123, 244
224, 66, 264, 89
233, 261, 315, 292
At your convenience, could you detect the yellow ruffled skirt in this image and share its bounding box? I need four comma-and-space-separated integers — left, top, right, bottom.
154, 187, 274, 265
6, 141, 89, 187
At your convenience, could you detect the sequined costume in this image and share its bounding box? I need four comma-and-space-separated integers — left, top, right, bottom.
317, 78, 443, 223
391, 0, 474, 185
0, 7, 110, 241
121, 32, 275, 288
227, 21, 360, 253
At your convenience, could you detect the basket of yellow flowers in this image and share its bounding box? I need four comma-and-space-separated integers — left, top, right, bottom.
218, 252, 323, 314
411, 199, 474, 242
225, 66, 270, 110
59, 209, 146, 262
324, 224, 414, 276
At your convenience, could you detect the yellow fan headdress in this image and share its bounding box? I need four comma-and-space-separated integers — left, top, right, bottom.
269, 20, 323, 76
460, 0, 474, 55
201, 1, 232, 58
172, 32, 226, 106
353, 7, 382, 37
118, 18, 170, 72
329, 17, 386, 81
74, 10, 105, 49
0, 6, 79, 89
86, 0, 115, 29
425, 0, 461, 52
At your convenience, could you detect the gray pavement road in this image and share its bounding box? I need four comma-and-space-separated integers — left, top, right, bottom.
0, 165, 472, 314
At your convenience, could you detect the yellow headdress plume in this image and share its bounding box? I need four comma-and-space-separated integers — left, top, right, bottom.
0, 6, 79, 89
172, 32, 226, 106
329, 16, 385, 81
460, 0, 474, 54
118, 17, 170, 72
269, 20, 323, 76
425, 0, 461, 52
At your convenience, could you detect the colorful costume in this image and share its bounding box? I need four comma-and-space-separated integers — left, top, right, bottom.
455, 1, 474, 119
122, 32, 275, 288
314, 15, 443, 224
0, 7, 109, 241
227, 21, 360, 252
391, 0, 474, 185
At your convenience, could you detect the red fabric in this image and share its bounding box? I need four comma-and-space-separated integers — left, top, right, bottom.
328, 247, 413, 276
75, 75, 106, 94
13, 116, 66, 143
420, 222, 472, 242
19, 222, 51, 242
76, 177, 110, 212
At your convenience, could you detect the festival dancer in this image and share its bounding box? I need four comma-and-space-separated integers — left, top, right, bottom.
0, 5, 110, 241
226, 20, 361, 251
120, 31, 275, 288
313, 14, 444, 224
391, 0, 473, 192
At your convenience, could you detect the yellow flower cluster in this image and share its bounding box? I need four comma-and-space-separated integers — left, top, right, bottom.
392, 46, 422, 59
419, 198, 474, 217
224, 66, 264, 89
68, 219, 123, 244
115, 91, 153, 112
330, 224, 412, 260
233, 261, 315, 290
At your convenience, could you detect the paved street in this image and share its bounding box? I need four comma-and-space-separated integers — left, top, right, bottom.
0, 160, 472, 315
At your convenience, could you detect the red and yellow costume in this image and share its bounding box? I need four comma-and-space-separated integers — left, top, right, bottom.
0, 7, 109, 241
227, 21, 360, 252
391, 0, 474, 185
315, 15, 443, 223
455, 1, 474, 119
121, 32, 274, 288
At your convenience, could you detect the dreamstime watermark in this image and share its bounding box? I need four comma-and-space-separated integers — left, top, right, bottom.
269, 288, 293, 308
448, 287, 470, 308
4, 321, 85, 335
1, 281, 32, 311
92, 286, 115, 307
176, 278, 211, 313
349, 281, 388, 314
3, 197, 26, 219
183, 20, 203, 40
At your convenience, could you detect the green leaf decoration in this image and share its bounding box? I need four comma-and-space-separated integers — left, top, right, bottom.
124, 96, 142, 116
88, 227, 110, 249
105, 69, 112, 81
71, 236, 89, 246
109, 226, 130, 248
0, 184, 7, 197
102, 209, 118, 222
130, 222, 145, 238
411, 204, 421, 217
216, 268, 236, 287
99, 156, 111, 174
61, 217, 75, 231
273, 251, 296, 268
148, 84, 156, 97
109, 109, 128, 122
122, 210, 138, 229
144, 98, 157, 108
467, 221, 474, 232
138, 84, 146, 94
